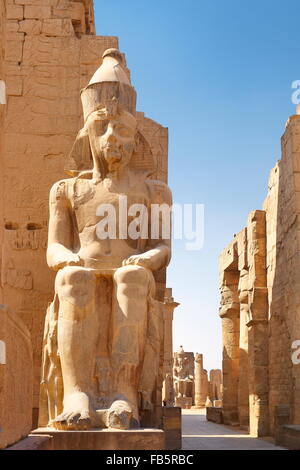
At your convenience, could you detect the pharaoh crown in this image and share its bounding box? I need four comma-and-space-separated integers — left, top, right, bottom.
81, 48, 137, 122
65, 48, 156, 177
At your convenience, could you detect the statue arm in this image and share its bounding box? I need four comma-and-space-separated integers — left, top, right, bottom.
123, 181, 172, 271
47, 181, 81, 271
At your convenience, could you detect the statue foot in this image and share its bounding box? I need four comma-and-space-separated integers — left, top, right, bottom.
54, 392, 94, 430
106, 397, 138, 430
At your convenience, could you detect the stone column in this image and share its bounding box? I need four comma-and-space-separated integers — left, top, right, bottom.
209, 369, 222, 402
238, 268, 250, 427
202, 370, 209, 404
219, 269, 240, 425
247, 210, 269, 437
194, 353, 207, 407
162, 288, 179, 406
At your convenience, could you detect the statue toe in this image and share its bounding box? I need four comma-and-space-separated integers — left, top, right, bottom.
107, 399, 133, 430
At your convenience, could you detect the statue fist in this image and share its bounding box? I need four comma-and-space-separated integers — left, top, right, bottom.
52, 251, 82, 271
122, 254, 153, 270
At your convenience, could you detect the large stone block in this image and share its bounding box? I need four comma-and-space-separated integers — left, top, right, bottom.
6, 5, 24, 20
31, 428, 165, 450
6, 76, 23, 96
80, 35, 119, 65
42, 19, 74, 37
162, 407, 182, 450
15, 0, 56, 5
6, 434, 53, 451
19, 19, 42, 35
206, 406, 224, 424
24, 6, 52, 19
175, 397, 193, 409
22, 36, 81, 66
5, 40, 23, 63
276, 425, 300, 450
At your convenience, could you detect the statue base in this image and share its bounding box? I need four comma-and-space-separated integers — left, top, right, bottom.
31, 427, 165, 450
175, 397, 193, 409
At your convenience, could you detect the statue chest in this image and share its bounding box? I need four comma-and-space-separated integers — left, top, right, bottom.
73, 181, 150, 233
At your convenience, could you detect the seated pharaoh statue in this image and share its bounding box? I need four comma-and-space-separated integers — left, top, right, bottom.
39, 49, 172, 431
173, 347, 194, 402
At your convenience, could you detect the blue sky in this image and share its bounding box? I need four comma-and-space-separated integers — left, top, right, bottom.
94, 0, 300, 370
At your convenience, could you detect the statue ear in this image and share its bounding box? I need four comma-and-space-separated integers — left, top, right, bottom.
64, 127, 93, 176
133, 134, 138, 153
129, 130, 157, 176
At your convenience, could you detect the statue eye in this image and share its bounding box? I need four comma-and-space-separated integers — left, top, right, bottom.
117, 126, 131, 137
97, 121, 108, 134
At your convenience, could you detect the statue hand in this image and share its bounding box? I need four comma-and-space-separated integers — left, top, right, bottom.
47, 243, 83, 271
52, 252, 82, 271
122, 246, 170, 271
122, 253, 153, 270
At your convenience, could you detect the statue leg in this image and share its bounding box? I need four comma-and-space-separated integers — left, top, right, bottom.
107, 265, 155, 429
54, 266, 98, 429
183, 380, 187, 398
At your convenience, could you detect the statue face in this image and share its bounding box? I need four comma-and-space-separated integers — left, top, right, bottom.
86, 108, 137, 173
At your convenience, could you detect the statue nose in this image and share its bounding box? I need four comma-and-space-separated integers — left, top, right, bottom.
107, 132, 116, 143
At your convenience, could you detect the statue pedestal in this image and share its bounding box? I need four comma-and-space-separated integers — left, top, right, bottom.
175, 397, 193, 409
31, 427, 165, 450
162, 406, 182, 450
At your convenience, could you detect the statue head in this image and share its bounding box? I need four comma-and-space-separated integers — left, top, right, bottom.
195, 353, 203, 364
177, 357, 183, 367
65, 48, 156, 180
85, 102, 137, 175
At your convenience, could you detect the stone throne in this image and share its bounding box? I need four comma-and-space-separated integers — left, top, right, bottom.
38, 48, 171, 433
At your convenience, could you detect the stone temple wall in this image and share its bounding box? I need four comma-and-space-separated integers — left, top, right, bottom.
219, 112, 300, 438
263, 115, 300, 433
0, 305, 33, 448
0, 0, 169, 434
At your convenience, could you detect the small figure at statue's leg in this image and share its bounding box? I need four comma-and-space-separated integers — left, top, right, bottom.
53, 266, 98, 430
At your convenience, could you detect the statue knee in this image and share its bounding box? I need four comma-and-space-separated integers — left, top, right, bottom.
55, 266, 95, 307
55, 266, 92, 288
114, 265, 151, 291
